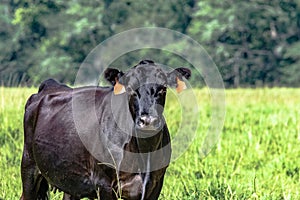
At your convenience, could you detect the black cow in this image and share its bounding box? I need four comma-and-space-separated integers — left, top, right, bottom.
20, 60, 191, 200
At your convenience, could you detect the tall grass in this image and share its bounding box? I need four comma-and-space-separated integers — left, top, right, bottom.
0, 87, 35, 199
161, 88, 300, 199
0, 87, 299, 199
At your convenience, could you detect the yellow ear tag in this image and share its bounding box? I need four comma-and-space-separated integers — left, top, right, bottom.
114, 80, 126, 95
176, 77, 187, 93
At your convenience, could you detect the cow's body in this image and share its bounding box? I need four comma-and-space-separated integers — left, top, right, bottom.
20, 60, 191, 200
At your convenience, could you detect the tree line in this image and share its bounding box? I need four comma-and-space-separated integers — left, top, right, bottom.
0, 0, 299, 87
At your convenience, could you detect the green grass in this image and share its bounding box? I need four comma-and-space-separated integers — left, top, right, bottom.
1, 87, 299, 199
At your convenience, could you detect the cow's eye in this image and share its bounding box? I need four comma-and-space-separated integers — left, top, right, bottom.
130, 89, 140, 98
132, 91, 138, 97
157, 88, 166, 96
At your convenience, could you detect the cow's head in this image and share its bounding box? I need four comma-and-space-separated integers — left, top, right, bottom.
105, 60, 191, 132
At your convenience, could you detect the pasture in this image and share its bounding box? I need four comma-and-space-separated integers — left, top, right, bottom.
0, 87, 299, 199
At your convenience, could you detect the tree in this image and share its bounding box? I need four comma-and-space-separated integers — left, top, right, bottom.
2, 0, 299, 87
0, 0, 31, 86
188, 0, 300, 87
10, 0, 106, 85
1, 0, 196, 86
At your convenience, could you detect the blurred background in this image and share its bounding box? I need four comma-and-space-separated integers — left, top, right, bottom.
0, 0, 299, 88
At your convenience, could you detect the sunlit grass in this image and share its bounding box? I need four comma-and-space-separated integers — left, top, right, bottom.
0, 87, 299, 199
161, 88, 300, 199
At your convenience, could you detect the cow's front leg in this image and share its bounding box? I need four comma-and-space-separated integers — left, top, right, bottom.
20, 146, 46, 200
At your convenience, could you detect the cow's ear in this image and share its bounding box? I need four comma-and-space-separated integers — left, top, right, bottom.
167, 67, 191, 93
104, 68, 126, 95
104, 68, 123, 85
113, 79, 126, 95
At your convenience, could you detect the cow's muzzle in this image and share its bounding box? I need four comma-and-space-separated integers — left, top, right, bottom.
136, 115, 161, 131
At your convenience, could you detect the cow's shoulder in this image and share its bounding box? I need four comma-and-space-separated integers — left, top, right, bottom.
68, 85, 110, 97
70, 86, 113, 106
25, 79, 70, 108
38, 79, 71, 93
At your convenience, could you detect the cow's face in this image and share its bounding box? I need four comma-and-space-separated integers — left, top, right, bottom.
105, 60, 191, 131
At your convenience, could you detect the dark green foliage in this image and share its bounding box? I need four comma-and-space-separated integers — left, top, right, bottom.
0, 0, 299, 87
188, 0, 300, 87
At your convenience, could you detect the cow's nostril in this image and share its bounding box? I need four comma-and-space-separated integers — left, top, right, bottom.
138, 116, 159, 129
139, 116, 147, 126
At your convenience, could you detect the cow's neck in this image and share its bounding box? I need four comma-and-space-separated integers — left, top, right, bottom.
134, 129, 163, 153
120, 128, 164, 172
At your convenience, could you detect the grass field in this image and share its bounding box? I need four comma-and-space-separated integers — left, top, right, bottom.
0, 87, 299, 199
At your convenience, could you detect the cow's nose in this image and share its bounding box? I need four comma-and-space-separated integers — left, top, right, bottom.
137, 115, 159, 130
